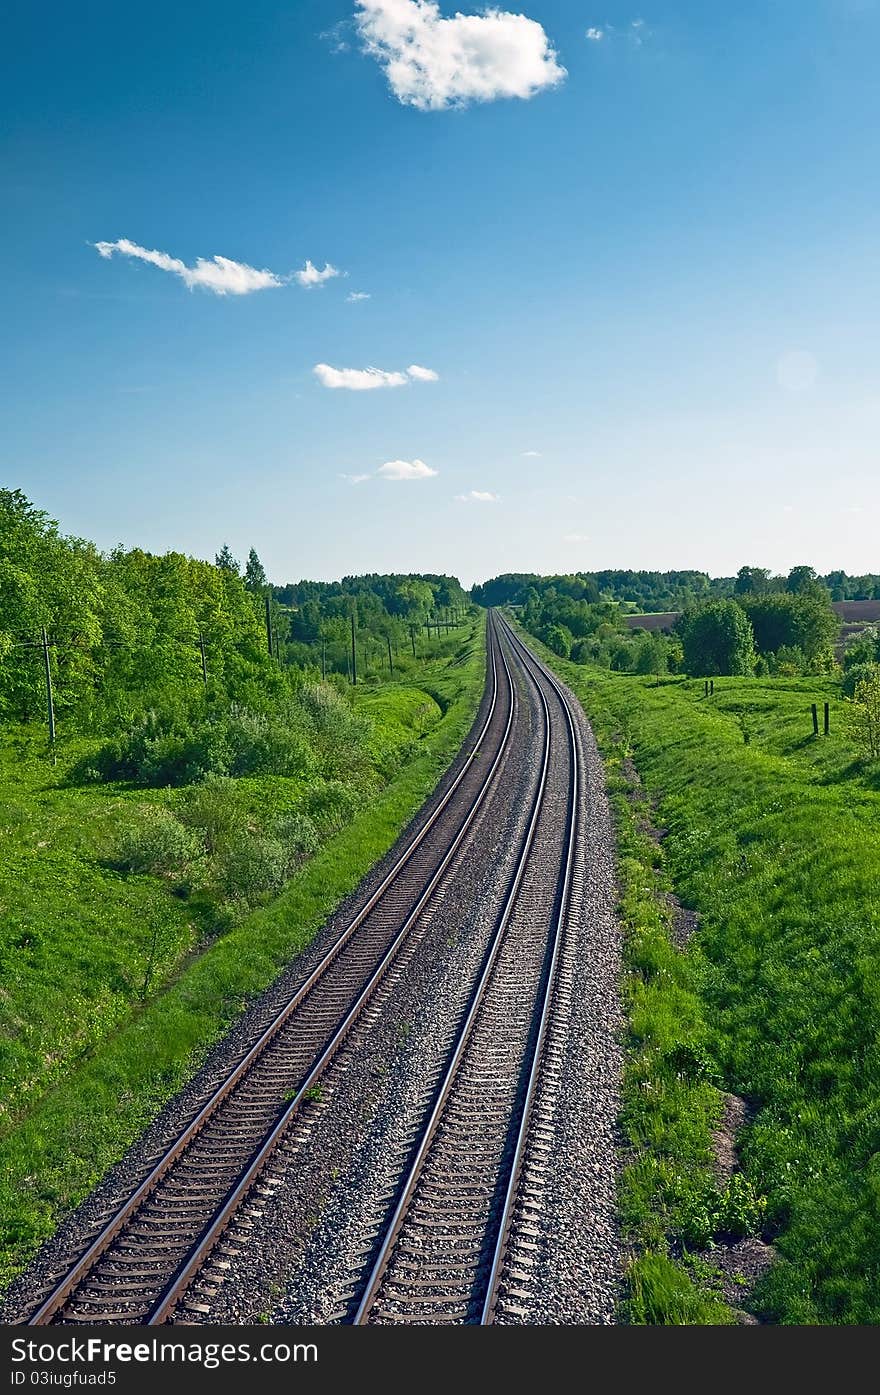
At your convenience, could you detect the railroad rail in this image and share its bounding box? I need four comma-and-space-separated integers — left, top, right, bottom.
28, 613, 518, 1326
350, 613, 581, 1325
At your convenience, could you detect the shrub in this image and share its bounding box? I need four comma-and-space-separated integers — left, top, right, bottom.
176, 775, 243, 853
116, 806, 203, 875
214, 831, 288, 903
846, 671, 880, 759
842, 661, 879, 699
274, 812, 320, 863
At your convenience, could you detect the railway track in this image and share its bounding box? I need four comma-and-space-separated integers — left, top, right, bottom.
348, 613, 581, 1325
27, 613, 519, 1326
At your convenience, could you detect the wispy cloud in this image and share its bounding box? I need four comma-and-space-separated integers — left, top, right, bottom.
586, 18, 650, 47
563, 532, 589, 542
347, 291, 371, 302
521, 449, 542, 457
92, 239, 283, 295
314, 362, 439, 390
455, 490, 500, 503
314, 363, 408, 390
341, 472, 371, 484
355, 0, 566, 111
377, 459, 438, 480
295, 260, 342, 288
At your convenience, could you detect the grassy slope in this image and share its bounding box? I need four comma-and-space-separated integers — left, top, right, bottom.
516, 622, 880, 1324
0, 620, 485, 1293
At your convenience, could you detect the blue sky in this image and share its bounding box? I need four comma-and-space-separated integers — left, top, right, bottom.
2, 0, 878, 586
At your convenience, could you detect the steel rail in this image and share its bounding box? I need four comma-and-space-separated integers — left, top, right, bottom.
30, 612, 515, 1326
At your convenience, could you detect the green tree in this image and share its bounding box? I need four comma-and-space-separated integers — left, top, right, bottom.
545, 623, 572, 659
675, 601, 756, 677
734, 566, 771, 595
244, 548, 268, 593
215, 544, 240, 575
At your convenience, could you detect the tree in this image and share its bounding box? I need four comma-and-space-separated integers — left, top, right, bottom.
545, 624, 572, 659
215, 544, 240, 575
244, 548, 268, 593
675, 601, 756, 677
734, 566, 771, 595
786, 565, 827, 601
738, 592, 837, 665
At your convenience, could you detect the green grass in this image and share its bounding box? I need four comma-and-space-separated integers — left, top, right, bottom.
513, 619, 880, 1324
0, 618, 485, 1294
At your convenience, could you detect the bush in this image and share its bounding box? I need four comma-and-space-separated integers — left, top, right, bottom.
215, 831, 288, 903
176, 775, 243, 852
842, 661, 879, 699
116, 806, 203, 875
274, 812, 319, 861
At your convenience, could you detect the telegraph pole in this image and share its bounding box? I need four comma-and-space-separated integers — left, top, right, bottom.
41, 627, 56, 764
387, 634, 394, 676
198, 632, 208, 686
321, 636, 326, 680
265, 594, 273, 657
351, 611, 357, 685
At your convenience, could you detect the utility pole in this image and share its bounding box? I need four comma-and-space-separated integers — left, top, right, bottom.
265, 594, 273, 657
198, 631, 208, 686
351, 611, 357, 685
321, 636, 326, 680
41, 626, 56, 765
387, 634, 394, 677
410, 626, 417, 658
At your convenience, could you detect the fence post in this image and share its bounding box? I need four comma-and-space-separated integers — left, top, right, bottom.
812, 703, 819, 736
824, 701, 830, 736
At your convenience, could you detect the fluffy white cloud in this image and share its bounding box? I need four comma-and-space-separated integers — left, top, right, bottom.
377, 458, 438, 479
455, 489, 500, 502
585, 27, 604, 41
355, 0, 566, 111
314, 363, 408, 390
347, 291, 372, 301
341, 472, 371, 484
314, 362, 439, 390
295, 260, 341, 288
92, 239, 283, 295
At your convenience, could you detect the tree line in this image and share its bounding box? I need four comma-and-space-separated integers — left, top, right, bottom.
473, 566, 880, 613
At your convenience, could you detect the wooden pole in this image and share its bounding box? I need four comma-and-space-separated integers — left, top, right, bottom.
812, 703, 819, 736
321, 637, 326, 680
265, 594, 273, 657
824, 701, 830, 736
351, 612, 357, 685
410, 626, 416, 658
199, 631, 208, 686
387, 634, 394, 676
41, 626, 56, 764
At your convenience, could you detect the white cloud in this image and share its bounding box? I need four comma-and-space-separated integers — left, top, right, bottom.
295, 260, 341, 288
314, 363, 408, 390
377, 458, 438, 480
521, 449, 541, 457
92, 238, 283, 295
455, 489, 500, 502
563, 532, 590, 542
585, 27, 604, 41
314, 362, 439, 390
347, 291, 372, 301
355, 0, 566, 111
341, 472, 371, 484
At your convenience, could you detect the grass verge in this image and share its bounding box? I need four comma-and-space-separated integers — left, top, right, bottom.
511, 615, 880, 1324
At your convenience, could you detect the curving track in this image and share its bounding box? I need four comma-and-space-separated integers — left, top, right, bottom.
25, 612, 586, 1327
349, 613, 581, 1325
